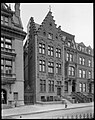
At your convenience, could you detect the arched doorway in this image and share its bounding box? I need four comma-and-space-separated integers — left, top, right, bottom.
1, 89, 7, 104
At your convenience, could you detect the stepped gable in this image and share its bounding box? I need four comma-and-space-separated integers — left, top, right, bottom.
38, 11, 58, 34
29, 17, 37, 36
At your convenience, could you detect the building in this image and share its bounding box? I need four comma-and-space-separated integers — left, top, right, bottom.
76, 43, 94, 102
24, 10, 65, 104
24, 9, 94, 104
1, 3, 26, 106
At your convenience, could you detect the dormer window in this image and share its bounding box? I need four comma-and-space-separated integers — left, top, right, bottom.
88, 49, 91, 54
79, 46, 82, 51
67, 41, 71, 47
82, 47, 85, 52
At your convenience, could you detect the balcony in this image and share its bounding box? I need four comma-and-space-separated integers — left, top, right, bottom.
1, 47, 16, 56
1, 73, 16, 85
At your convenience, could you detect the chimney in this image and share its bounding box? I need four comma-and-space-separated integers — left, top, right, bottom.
15, 3, 20, 17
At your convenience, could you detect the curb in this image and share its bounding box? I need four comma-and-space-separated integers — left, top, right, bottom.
2, 104, 93, 117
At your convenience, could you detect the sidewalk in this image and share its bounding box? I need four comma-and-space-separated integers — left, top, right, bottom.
2, 102, 94, 117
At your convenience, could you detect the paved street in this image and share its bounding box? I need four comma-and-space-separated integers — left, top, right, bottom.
2, 102, 94, 119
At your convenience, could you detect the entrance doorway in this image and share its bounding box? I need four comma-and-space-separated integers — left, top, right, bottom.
1, 89, 7, 104
57, 87, 61, 96
72, 81, 76, 92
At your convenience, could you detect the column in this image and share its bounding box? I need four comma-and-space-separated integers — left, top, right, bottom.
68, 80, 72, 95
12, 59, 16, 78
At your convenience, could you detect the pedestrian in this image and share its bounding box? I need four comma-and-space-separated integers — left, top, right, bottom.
65, 102, 67, 108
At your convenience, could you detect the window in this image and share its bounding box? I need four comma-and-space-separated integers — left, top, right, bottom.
1, 37, 4, 41
83, 83, 86, 92
48, 46, 54, 56
66, 53, 69, 61
70, 54, 73, 62
39, 60, 45, 72
41, 96, 45, 101
1, 43, 4, 47
56, 48, 61, 58
79, 69, 82, 78
83, 70, 86, 78
5, 38, 12, 43
88, 49, 91, 54
82, 47, 85, 52
82, 58, 85, 65
48, 33, 53, 39
67, 41, 71, 47
1, 66, 4, 73
1, 16, 3, 24
5, 66, 12, 74
79, 46, 82, 51
40, 80, 46, 92
68, 66, 75, 76
1, 36, 12, 50
1, 15, 8, 25
79, 57, 82, 64
14, 92, 18, 101
48, 62, 54, 73
1, 59, 4, 65
48, 80, 54, 92
39, 43, 45, 54
5, 59, 12, 66
88, 60, 91, 67
88, 71, 91, 79
56, 63, 61, 74
5, 44, 12, 49
79, 83, 82, 92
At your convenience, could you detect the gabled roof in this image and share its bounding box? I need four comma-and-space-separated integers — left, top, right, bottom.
78, 42, 85, 47
1, 3, 12, 12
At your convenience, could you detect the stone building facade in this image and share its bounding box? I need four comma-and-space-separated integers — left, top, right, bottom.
24, 11, 65, 104
24, 9, 94, 104
1, 3, 26, 106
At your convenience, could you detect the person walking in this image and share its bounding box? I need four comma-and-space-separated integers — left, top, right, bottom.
65, 101, 67, 108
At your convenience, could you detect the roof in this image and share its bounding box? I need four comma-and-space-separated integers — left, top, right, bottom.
35, 23, 40, 31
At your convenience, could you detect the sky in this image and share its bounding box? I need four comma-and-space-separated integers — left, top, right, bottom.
7, 3, 93, 48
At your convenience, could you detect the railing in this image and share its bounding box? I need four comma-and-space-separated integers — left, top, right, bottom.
71, 92, 83, 103
77, 92, 90, 103
52, 112, 94, 119
71, 92, 90, 103
1, 73, 16, 84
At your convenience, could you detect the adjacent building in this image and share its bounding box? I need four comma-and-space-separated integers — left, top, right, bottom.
24, 9, 94, 104
1, 3, 26, 106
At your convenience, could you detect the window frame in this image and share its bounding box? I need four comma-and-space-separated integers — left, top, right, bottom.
39, 60, 46, 72
48, 62, 54, 73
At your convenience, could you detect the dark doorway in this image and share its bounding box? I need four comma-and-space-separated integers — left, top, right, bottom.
72, 81, 76, 92
1, 89, 7, 104
89, 84, 92, 93
57, 87, 61, 96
